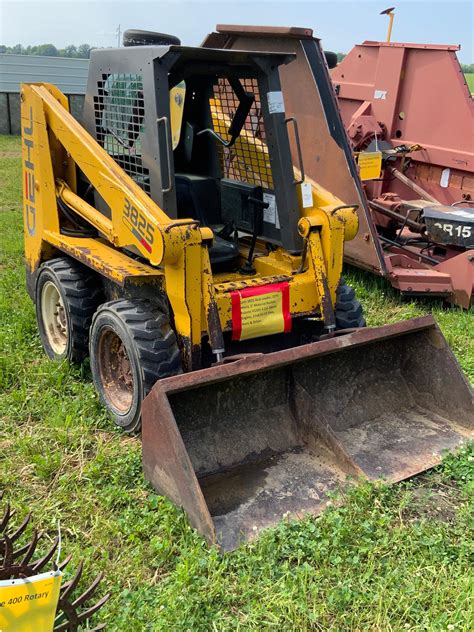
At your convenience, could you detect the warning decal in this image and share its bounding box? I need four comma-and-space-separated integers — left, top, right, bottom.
267, 91, 285, 114
231, 282, 291, 341
358, 151, 382, 181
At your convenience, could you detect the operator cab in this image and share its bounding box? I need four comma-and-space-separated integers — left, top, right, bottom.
81, 35, 302, 269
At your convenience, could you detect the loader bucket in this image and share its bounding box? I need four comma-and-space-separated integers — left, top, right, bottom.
142, 316, 473, 550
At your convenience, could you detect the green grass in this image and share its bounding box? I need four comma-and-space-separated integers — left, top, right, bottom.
1, 135, 473, 630
465, 73, 474, 92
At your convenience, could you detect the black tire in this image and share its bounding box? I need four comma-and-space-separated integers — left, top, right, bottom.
123, 29, 181, 47
324, 50, 338, 69
89, 299, 182, 432
35, 257, 103, 363
335, 279, 366, 329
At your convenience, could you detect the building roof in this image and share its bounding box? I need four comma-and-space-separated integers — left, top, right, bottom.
0, 54, 89, 93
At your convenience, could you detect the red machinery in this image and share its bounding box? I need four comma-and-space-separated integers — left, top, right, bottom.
333, 38, 474, 307
203, 24, 474, 307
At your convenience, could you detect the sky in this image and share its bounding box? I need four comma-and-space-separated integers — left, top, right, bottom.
0, 0, 472, 63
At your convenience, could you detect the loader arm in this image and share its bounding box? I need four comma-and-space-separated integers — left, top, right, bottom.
23, 83, 195, 267
21, 82, 218, 369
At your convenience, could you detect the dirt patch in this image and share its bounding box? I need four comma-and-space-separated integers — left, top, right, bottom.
0, 151, 21, 158
402, 482, 463, 523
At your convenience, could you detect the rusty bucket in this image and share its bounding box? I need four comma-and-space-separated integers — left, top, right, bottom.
142, 316, 473, 549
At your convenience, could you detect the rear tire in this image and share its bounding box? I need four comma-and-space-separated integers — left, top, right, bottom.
35, 257, 102, 363
335, 279, 366, 329
89, 299, 182, 433
123, 30, 181, 47
324, 50, 338, 69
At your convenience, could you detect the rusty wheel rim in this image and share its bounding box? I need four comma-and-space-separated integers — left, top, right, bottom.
41, 280, 68, 355
97, 327, 134, 414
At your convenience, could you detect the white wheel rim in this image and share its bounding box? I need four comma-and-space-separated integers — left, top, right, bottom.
41, 280, 68, 355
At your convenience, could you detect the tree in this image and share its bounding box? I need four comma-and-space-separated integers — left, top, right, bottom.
0, 42, 94, 58
63, 44, 78, 58
36, 44, 58, 56
77, 44, 92, 59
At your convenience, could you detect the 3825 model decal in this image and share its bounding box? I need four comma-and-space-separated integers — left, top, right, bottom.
122, 198, 155, 253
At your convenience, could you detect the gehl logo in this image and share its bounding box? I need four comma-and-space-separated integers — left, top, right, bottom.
23, 106, 36, 236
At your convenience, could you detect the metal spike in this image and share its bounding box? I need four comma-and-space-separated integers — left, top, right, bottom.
7, 541, 31, 561
53, 604, 79, 632
72, 572, 103, 608
9, 512, 32, 543
77, 593, 111, 623
57, 553, 72, 571
20, 529, 39, 566
1, 534, 14, 568
0, 503, 11, 533
32, 536, 59, 571
60, 560, 83, 600
54, 620, 74, 632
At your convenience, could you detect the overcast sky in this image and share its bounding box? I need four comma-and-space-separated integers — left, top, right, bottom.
0, 0, 472, 62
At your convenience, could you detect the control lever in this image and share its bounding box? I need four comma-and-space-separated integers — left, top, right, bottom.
240, 196, 269, 275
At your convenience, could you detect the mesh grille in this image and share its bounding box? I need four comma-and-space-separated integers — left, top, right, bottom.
94, 73, 150, 194
211, 78, 273, 189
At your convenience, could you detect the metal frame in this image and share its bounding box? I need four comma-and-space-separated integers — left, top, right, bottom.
83, 45, 303, 251
202, 25, 386, 273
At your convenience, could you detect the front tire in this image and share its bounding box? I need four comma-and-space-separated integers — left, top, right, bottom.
89, 299, 182, 432
35, 257, 102, 363
335, 279, 366, 329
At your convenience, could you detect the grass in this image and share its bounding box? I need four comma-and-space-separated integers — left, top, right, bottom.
1, 134, 473, 630
465, 73, 474, 92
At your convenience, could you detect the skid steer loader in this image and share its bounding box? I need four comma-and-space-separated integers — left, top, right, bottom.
21, 31, 473, 549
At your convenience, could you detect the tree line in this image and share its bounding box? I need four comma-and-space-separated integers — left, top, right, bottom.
1, 43, 344, 63
0, 44, 92, 58
0, 45, 471, 71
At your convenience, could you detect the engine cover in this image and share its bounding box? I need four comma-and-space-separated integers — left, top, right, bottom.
422, 205, 474, 248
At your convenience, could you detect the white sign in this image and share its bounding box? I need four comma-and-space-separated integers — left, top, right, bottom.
263, 193, 280, 229
301, 181, 313, 208
374, 90, 387, 100
440, 168, 450, 188
267, 91, 285, 114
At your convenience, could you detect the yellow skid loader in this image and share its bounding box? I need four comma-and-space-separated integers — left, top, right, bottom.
21, 31, 473, 549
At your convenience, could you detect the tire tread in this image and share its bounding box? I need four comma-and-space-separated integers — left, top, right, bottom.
90, 299, 182, 431
90, 298, 182, 432
335, 278, 366, 329
37, 257, 103, 362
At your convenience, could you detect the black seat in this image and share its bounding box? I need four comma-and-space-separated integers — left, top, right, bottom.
175, 174, 239, 269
